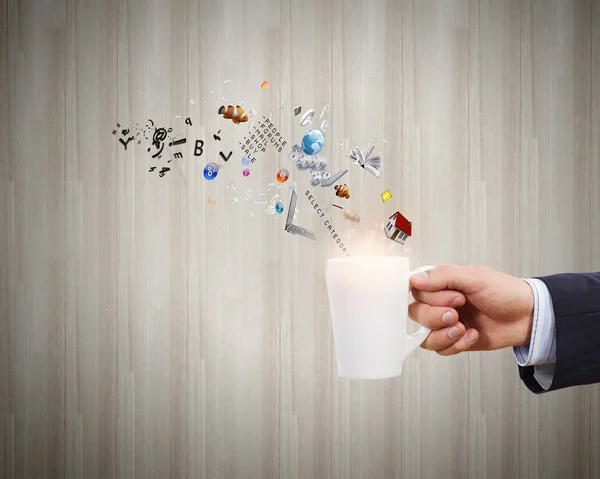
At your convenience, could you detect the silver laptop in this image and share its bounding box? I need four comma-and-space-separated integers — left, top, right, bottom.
285, 191, 316, 241
320, 169, 348, 187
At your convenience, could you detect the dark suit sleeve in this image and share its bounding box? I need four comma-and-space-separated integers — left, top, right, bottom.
518, 272, 600, 393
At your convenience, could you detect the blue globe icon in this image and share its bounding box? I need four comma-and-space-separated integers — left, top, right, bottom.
301, 129, 325, 156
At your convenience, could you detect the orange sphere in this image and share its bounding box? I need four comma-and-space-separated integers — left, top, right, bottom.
276, 168, 289, 183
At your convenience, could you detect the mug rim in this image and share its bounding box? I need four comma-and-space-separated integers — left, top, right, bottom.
327, 255, 409, 263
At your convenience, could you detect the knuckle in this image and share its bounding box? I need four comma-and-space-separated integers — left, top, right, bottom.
464, 265, 479, 275
466, 264, 487, 277
434, 263, 450, 275
410, 302, 428, 324
411, 289, 425, 302
437, 262, 456, 272
439, 291, 458, 306
457, 337, 473, 351
435, 263, 461, 283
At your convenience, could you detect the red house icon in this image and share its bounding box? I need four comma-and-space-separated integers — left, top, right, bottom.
384, 211, 412, 245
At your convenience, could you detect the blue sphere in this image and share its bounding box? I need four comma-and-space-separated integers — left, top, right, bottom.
301, 129, 325, 156
275, 201, 284, 214
203, 162, 219, 180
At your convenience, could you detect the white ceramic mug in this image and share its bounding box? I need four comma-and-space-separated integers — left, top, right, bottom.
325, 256, 435, 379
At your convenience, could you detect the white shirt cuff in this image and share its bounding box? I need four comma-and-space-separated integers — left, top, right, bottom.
513, 278, 556, 391
513, 278, 556, 366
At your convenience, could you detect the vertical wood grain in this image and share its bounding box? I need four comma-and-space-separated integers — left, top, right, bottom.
0, 0, 11, 476
3, 1, 67, 478
591, 2, 600, 478
1, 1, 600, 478
64, 0, 119, 477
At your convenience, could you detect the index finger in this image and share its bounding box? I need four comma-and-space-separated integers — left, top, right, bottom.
409, 263, 479, 293
411, 289, 467, 308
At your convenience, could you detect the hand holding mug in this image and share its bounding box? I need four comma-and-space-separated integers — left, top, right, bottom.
409, 264, 535, 356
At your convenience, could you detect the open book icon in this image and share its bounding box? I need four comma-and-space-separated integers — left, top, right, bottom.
347, 144, 382, 178
285, 191, 316, 241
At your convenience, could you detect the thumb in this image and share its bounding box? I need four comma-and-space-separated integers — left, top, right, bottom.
410, 263, 483, 294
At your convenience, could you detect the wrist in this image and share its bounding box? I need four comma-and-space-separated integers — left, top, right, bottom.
515, 280, 535, 347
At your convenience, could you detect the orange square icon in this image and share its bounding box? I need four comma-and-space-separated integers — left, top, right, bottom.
261, 81, 269, 90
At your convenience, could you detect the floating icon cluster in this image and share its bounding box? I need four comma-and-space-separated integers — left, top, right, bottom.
113, 83, 413, 248
287, 106, 348, 189
112, 117, 195, 178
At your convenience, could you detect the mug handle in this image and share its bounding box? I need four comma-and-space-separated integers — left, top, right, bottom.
405, 265, 436, 357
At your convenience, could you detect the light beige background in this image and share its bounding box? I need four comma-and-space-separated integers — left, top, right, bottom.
1, 0, 600, 478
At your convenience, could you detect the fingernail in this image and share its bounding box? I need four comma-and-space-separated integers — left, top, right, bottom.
466, 330, 478, 342
413, 272, 429, 284
452, 297, 464, 308
448, 326, 462, 339
442, 312, 454, 325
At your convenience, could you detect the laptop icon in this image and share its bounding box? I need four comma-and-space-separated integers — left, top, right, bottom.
320, 169, 348, 187
285, 190, 316, 241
